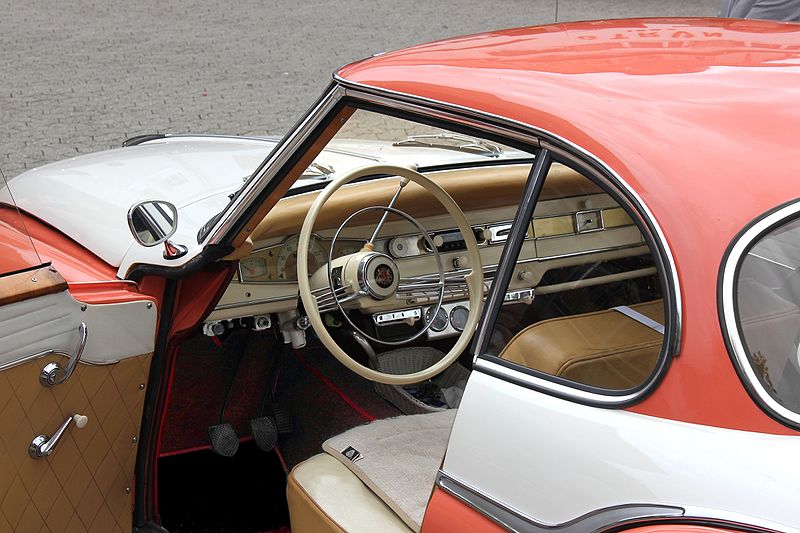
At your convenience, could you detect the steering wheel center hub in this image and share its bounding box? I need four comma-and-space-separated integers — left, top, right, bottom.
358, 252, 399, 299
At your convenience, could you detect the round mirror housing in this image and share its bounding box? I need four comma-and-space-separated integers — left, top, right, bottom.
127, 200, 178, 247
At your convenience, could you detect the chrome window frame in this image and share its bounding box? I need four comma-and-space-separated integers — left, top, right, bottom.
205, 77, 682, 407
720, 199, 800, 428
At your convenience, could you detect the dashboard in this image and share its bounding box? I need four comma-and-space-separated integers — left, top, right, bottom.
206, 162, 653, 342
238, 235, 363, 283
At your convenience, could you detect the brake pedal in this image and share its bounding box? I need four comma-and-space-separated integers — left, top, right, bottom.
208, 423, 239, 457
249, 416, 278, 452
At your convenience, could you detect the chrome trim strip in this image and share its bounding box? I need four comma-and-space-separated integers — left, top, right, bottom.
681, 506, 795, 533
236, 240, 646, 287
474, 358, 643, 405
0, 352, 117, 373
436, 471, 684, 532
68, 279, 140, 288
207, 84, 346, 245
213, 294, 297, 311
720, 200, 800, 427
612, 305, 665, 335
336, 77, 544, 149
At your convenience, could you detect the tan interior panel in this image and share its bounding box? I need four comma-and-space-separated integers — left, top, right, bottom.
603, 207, 634, 228
251, 163, 598, 242
533, 215, 575, 238
0, 353, 152, 532
0, 267, 67, 307
500, 300, 663, 389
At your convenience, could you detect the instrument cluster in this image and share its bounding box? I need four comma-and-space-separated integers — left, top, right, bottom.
238, 234, 362, 283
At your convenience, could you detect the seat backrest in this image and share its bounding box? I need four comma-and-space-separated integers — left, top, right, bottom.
499, 299, 664, 389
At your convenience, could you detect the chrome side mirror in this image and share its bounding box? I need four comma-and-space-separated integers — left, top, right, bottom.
127, 200, 187, 259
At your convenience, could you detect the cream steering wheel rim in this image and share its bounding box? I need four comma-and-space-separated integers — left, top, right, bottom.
297, 164, 484, 385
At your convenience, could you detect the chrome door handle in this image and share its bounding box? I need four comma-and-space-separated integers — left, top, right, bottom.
39, 322, 88, 387
29, 413, 89, 459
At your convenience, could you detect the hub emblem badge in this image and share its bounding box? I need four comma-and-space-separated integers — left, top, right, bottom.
373, 264, 395, 289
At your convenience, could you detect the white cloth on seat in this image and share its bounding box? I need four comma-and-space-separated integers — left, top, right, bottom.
322, 409, 457, 531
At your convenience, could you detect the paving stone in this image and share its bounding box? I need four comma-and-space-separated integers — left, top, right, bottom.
0, 0, 717, 179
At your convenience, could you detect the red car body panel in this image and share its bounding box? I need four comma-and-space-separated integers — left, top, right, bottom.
339, 18, 800, 435
421, 488, 504, 532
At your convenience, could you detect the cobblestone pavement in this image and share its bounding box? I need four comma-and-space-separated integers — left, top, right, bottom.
1, 1, 717, 178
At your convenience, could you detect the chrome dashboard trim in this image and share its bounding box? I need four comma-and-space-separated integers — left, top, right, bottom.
720, 200, 800, 428
213, 293, 297, 311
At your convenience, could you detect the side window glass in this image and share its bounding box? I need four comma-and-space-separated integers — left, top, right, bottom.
735, 217, 800, 413
485, 163, 665, 391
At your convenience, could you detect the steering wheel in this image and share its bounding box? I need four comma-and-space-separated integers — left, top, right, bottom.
297, 164, 484, 385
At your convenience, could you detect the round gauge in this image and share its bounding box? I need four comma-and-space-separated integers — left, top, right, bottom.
240, 256, 268, 281
425, 306, 448, 332
449, 305, 469, 332
276, 235, 327, 281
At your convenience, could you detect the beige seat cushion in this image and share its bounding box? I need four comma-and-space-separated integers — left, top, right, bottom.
500, 299, 664, 389
322, 410, 456, 531
288, 453, 412, 533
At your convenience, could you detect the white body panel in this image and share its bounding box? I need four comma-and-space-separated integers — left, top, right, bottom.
3, 134, 527, 278
0, 290, 157, 368
444, 370, 800, 531
5, 137, 274, 274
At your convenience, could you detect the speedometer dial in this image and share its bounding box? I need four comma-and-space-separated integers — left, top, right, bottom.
276, 235, 327, 281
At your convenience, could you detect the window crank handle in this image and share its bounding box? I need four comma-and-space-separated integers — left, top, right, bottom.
28, 413, 89, 460
39, 322, 88, 387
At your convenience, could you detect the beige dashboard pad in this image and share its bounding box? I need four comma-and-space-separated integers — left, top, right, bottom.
251, 163, 597, 241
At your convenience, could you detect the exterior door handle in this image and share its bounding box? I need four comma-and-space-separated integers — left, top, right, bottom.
28, 413, 89, 459
39, 322, 88, 387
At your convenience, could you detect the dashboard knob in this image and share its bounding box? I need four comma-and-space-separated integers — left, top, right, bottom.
518, 270, 534, 283
453, 256, 470, 269
432, 235, 445, 248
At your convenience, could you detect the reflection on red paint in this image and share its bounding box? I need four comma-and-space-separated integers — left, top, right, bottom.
339, 18, 800, 435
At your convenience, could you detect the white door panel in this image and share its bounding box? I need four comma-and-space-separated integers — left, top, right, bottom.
444, 370, 800, 530
0, 289, 157, 368
0, 291, 81, 367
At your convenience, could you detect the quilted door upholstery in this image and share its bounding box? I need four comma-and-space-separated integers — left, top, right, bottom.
0, 268, 155, 532
0, 353, 152, 532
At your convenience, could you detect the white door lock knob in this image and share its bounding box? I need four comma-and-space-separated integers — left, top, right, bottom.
73, 414, 89, 429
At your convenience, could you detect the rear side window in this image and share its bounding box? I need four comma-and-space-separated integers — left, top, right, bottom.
731, 214, 800, 417
481, 158, 668, 395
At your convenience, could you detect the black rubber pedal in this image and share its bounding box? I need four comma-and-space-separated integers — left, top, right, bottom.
208, 423, 239, 457
249, 416, 278, 452
273, 403, 293, 435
